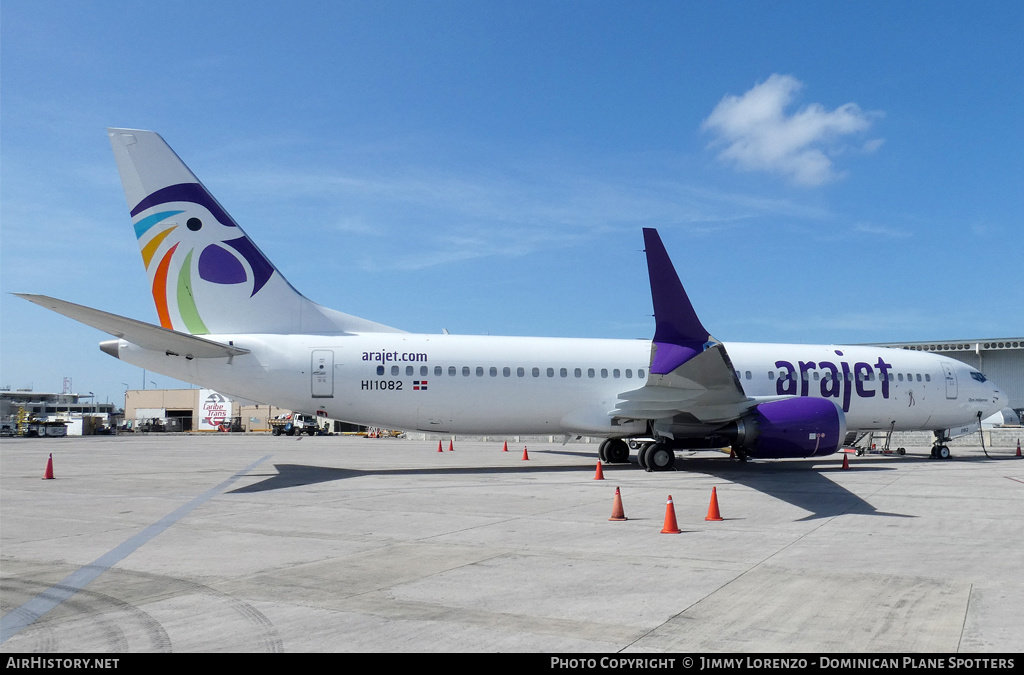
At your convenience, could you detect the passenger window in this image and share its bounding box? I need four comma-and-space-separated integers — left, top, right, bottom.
406, 366, 414, 376
560, 368, 567, 377
547, 368, 555, 377
435, 366, 442, 376
588, 368, 595, 378
517, 367, 525, 377
476, 367, 484, 377
503, 367, 511, 377
625, 369, 633, 378
613, 369, 621, 378
376, 365, 385, 376
462, 366, 470, 377
638, 369, 645, 378
421, 366, 428, 376
601, 369, 608, 378
391, 365, 400, 376
449, 366, 457, 376
768, 371, 774, 380
925, 374, 931, 382
489, 367, 497, 377
532, 367, 540, 377
574, 368, 582, 378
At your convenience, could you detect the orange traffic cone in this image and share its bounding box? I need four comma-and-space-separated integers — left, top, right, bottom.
594, 461, 605, 480
522, 446, 530, 460
609, 487, 627, 521
502, 441, 508, 452
43, 453, 54, 480
448, 439, 454, 452
437, 440, 444, 453
705, 487, 723, 521
661, 495, 681, 533
842, 453, 850, 470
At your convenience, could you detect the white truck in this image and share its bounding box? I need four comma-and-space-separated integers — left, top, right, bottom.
270, 413, 320, 436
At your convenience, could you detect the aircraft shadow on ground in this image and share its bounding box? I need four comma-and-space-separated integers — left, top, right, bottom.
230, 461, 593, 493
669, 453, 916, 520
231, 450, 916, 521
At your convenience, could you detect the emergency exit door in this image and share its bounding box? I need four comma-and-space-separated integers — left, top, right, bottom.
312, 350, 334, 398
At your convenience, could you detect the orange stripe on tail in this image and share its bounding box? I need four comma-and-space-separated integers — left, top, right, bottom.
152, 244, 179, 329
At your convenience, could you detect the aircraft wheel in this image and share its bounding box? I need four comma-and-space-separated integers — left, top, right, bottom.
598, 439, 610, 463
605, 439, 630, 464
897, 447, 906, 455
647, 443, 675, 472
937, 445, 951, 459
637, 443, 651, 470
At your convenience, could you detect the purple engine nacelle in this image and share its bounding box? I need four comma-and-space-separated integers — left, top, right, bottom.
734, 398, 847, 458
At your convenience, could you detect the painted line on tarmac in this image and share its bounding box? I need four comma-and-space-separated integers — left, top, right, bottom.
0, 454, 272, 644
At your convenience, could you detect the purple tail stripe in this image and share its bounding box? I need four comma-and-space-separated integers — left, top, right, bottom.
130, 183, 238, 228
643, 228, 710, 371
650, 342, 701, 375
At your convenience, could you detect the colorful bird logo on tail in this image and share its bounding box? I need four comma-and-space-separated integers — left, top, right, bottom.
132, 182, 275, 334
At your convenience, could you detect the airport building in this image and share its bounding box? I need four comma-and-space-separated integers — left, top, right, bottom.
0, 390, 119, 435
123, 389, 362, 434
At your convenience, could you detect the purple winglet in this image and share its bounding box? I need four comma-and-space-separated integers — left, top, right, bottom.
643, 228, 711, 374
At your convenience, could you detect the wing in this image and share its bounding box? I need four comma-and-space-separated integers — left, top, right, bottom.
610, 229, 751, 425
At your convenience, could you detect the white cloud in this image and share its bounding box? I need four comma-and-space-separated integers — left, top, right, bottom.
854, 223, 911, 239
703, 74, 882, 186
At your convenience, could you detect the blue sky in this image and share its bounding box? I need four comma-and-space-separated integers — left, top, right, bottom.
2, 1, 1022, 406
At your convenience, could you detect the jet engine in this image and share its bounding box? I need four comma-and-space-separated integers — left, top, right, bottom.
726, 398, 847, 459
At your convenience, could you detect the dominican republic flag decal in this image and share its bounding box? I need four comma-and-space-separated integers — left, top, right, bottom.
413, 381, 428, 391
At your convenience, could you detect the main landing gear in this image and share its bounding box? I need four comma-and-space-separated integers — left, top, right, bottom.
640, 442, 676, 471
599, 438, 676, 471
598, 438, 630, 464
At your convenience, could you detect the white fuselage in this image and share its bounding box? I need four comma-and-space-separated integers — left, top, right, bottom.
111, 332, 1006, 438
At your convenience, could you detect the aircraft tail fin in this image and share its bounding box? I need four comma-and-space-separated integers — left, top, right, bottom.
642, 228, 715, 374
107, 128, 402, 335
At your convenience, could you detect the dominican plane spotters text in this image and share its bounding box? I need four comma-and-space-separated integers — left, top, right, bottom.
16, 129, 1006, 469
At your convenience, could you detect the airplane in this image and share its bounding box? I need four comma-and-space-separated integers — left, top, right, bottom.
16, 128, 1008, 469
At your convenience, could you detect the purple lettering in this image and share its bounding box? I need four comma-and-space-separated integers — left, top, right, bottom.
798, 361, 817, 397
875, 357, 891, 399
854, 362, 875, 398
841, 362, 853, 412
775, 360, 797, 395
819, 361, 840, 398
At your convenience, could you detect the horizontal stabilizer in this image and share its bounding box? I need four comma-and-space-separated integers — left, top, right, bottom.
15, 294, 249, 359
